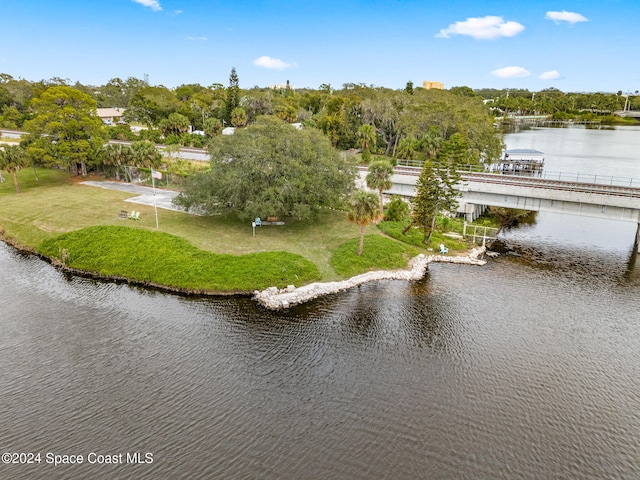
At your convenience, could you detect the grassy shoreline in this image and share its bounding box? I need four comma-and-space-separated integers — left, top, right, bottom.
0, 169, 439, 294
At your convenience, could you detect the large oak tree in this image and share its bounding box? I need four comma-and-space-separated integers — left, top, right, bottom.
174, 116, 357, 220
24, 86, 105, 177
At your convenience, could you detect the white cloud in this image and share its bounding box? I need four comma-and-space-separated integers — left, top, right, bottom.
132, 0, 162, 11
540, 70, 561, 80
253, 56, 297, 70
545, 11, 588, 24
187, 36, 208, 41
491, 66, 531, 78
436, 16, 525, 40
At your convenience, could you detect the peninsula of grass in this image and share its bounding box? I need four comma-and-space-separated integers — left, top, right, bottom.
1, 168, 429, 292
39, 226, 321, 292
331, 234, 419, 277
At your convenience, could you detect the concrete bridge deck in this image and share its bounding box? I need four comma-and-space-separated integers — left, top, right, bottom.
359, 165, 640, 252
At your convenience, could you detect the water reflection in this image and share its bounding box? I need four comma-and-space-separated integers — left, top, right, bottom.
2, 127, 640, 479
2, 236, 640, 479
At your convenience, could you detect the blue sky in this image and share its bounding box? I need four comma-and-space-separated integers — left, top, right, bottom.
2, 0, 639, 93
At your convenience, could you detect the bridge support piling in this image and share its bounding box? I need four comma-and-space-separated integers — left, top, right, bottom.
635, 222, 640, 254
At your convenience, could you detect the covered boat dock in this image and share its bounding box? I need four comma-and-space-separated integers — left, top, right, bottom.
491, 148, 545, 175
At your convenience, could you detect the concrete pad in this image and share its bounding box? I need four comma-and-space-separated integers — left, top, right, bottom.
80, 180, 196, 214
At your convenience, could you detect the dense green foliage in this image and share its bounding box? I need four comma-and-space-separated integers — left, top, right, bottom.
125, 85, 181, 126
175, 116, 357, 221
1, 73, 637, 148
383, 195, 410, 221
159, 112, 190, 137
38, 226, 321, 291
478, 87, 640, 123
404, 134, 466, 243
330, 234, 418, 277
23, 85, 106, 177
0, 72, 508, 170
379, 221, 467, 251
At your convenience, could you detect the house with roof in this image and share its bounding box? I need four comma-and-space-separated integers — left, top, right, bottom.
97, 107, 126, 125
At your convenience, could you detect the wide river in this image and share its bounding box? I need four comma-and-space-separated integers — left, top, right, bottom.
1, 126, 640, 479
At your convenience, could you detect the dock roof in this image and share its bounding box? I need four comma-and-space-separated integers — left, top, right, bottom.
505, 149, 544, 155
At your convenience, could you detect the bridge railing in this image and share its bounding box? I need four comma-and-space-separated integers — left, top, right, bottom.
530, 171, 640, 188
395, 159, 486, 173
393, 160, 640, 189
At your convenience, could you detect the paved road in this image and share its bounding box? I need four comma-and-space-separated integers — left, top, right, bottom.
80, 181, 194, 213
0, 129, 25, 139
108, 140, 210, 162
0, 130, 210, 161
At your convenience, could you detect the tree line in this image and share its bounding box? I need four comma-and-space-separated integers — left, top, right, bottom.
0, 70, 508, 179
9, 70, 635, 255
478, 87, 640, 122
2, 73, 637, 153
1, 71, 498, 152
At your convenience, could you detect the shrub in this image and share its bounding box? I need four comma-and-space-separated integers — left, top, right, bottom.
384, 195, 409, 221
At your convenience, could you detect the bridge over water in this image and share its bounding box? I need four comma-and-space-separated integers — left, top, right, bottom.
358, 166, 640, 252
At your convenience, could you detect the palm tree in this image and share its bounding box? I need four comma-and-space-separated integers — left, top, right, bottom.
102, 143, 132, 181
231, 107, 247, 128
418, 127, 443, 160
396, 136, 420, 161
366, 160, 394, 213
0, 145, 28, 193
357, 124, 376, 161
159, 112, 190, 138
347, 190, 382, 256
130, 140, 163, 169
203, 117, 223, 137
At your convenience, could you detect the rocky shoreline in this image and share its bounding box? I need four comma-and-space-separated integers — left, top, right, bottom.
1, 229, 488, 308
254, 247, 487, 310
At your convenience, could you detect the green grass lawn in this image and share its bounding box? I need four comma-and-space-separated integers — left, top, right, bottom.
39, 226, 321, 292
0, 168, 420, 291
378, 220, 469, 252
330, 235, 419, 277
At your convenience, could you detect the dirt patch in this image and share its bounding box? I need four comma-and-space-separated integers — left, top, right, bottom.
65, 174, 104, 185
32, 220, 67, 233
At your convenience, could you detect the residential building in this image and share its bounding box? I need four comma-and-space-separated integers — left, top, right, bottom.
422, 81, 445, 90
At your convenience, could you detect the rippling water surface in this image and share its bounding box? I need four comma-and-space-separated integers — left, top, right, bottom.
1, 127, 640, 479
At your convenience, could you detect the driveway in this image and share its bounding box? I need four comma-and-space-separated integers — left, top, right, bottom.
80, 181, 193, 213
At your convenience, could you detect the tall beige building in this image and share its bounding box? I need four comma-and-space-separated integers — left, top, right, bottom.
422, 80, 444, 90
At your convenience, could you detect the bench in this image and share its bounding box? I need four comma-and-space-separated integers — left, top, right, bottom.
255, 216, 285, 226
118, 210, 128, 219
